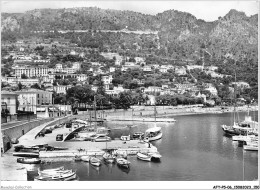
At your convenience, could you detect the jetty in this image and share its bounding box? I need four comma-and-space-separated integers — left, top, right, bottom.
106, 116, 176, 123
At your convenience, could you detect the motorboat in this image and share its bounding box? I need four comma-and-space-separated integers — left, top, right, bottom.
145, 127, 162, 141
17, 158, 41, 164
232, 135, 257, 142
96, 127, 110, 136
34, 171, 76, 181
90, 157, 102, 167
13, 152, 39, 158
81, 155, 90, 162
244, 144, 258, 151
147, 152, 162, 161
14, 145, 39, 152
116, 157, 130, 169
137, 152, 152, 161
103, 153, 115, 164
221, 124, 240, 136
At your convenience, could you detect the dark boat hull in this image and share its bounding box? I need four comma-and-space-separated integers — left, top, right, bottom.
17, 158, 41, 164
13, 152, 39, 158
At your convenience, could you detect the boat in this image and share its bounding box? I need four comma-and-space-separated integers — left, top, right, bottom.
132, 132, 144, 139
137, 152, 152, 161
232, 135, 257, 142
116, 157, 130, 169
13, 152, 39, 158
90, 157, 102, 167
74, 155, 82, 161
34, 171, 76, 181
103, 153, 115, 164
17, 158, 41, 164
81, 155, 90, 162
145, 127, 162, 141
14, 145, 40, 152
112, 150, 127, 159
38, 169, 72, 176
147, 152, 162, 161
243, 144, 258, 151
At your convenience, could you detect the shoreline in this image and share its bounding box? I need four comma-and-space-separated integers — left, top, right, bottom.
100, 105, 258, 121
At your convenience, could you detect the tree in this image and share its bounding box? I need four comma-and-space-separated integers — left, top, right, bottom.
31, 83, 41, 89
17, 82, 23, 90
21, 74, 28, 79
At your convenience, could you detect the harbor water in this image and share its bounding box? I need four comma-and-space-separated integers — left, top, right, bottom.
27, 111, 258, 181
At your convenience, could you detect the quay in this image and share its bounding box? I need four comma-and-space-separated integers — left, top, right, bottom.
2, 117, 158, 181
106, 116, 176, 122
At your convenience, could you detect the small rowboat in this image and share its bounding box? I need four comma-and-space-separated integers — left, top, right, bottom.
34, 171, 76, 181
90, 157, 102, 167
39, 169, 72, 176
13, 152, 39, 158
17, 158, 41, 164
116, 157, 130, 169
103, 153, 115, 164
81, 155, 90, 162
137, 152, 152, 162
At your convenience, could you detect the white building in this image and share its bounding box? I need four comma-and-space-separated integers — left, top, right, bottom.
13, 66, 52, 78
53, 85, 72, 94
16, 89, 53, 114
1, 91, 18, 115
143, 66, 152, 72
102, 75, 113, 84
109, 67, 116, 73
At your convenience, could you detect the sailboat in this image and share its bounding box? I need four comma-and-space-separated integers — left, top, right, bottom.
221, 60, 243, 136
144, 70, 163, 142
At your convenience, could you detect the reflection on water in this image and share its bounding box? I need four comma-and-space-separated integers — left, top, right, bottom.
27, 111, 258, 181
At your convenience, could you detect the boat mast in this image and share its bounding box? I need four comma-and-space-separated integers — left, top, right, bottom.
153, 67, 157, 124
233, 60, 237, 126
94, 95, 97, 131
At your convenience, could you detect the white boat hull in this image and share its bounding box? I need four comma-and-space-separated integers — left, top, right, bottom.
244, 145, 258, 151
137, 153, 151, 161
147, 132, 162, 142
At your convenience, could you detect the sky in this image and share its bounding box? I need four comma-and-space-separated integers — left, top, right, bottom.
1, 0, 259, 21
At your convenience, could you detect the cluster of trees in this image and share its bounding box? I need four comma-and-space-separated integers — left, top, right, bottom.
156, 94, 204, 106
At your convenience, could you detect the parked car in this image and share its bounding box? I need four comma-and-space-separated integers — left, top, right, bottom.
56, 134, 63, 141
91, 135, 111, 142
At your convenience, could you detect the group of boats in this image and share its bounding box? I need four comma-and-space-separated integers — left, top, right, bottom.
222, 110, 258, 151
35, 167, 77, 181
13, 144, 69, 164
74, 152, 131, 169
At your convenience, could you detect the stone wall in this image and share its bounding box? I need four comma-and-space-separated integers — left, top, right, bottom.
1, 118, 54, 141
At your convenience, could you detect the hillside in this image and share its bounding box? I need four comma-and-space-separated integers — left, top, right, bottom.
1, 8, 258, 62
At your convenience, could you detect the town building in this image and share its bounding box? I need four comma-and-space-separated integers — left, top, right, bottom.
15, 89, 53, 114
1, 91, 18, 115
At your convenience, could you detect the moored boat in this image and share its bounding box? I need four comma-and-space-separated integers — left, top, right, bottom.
116, 157, 130, 169
103, 153, 115, 164
81, 155, 90, 162
74, 155, 82, 161
17, 158, 41, 164
90, 157, 102, 167
34, 171, 76, 181
137, 152, 152, 161
243, 144, 258, 151
147, 152, 162, 161
145, 127, 162, 141
13, 152, 39, 158
38, 169, 72, 176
